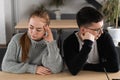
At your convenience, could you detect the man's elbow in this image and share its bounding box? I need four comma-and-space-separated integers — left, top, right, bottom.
68, 68, 80, 76
107, 67, 119, 73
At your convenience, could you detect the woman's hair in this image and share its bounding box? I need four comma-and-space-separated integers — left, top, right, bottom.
29, 8, 50, 25
76, 6, 104, 28
20, 8, 50, 62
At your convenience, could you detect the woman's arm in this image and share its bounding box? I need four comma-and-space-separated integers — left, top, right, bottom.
42, 26, 63, 73
41, 40, 63, 73
2, 35, 37, 74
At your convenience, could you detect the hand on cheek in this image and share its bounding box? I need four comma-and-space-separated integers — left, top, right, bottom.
81, 32, 95, 42
43, 25, 54, 42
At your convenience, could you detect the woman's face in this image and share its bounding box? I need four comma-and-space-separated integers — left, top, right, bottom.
28, 16, 47, 41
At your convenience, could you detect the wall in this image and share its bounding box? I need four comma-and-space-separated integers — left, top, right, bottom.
0, 0, 104, 45
14, 0, 46, 23
0, 0, 14, 45
0, 0, 6, 44
4, 0, 14, 43
14, 0, 104, 23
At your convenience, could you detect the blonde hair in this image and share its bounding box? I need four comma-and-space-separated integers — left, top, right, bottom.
20, 9, 50, 62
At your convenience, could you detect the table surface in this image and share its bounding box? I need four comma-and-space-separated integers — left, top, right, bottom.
15, 20, 78, 29
0, 71, 120, 80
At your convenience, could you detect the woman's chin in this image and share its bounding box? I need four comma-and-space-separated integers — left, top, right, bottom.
31, 37, 43, 41
31, 37, 37, 40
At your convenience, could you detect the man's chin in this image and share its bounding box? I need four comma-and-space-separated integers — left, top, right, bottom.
95, 36, 100, 40
95, 37, 98, 40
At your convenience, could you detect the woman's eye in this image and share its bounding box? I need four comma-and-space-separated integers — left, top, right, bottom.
36, 29, 42, 32
29, 25, 34, 29
29, 27, 33, 29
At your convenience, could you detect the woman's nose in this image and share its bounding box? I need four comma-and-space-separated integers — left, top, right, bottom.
32, 29, 37, 34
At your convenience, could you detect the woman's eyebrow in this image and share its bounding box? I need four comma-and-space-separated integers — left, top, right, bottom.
30, 24, 34, 27
30, 24, 43, 29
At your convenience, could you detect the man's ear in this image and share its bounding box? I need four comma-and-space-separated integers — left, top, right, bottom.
80, 27, 86, 34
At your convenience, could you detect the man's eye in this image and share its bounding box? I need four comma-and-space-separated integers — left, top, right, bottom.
95, 29, 100, 31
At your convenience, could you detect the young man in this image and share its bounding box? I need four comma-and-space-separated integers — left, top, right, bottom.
63, 7, 119, 75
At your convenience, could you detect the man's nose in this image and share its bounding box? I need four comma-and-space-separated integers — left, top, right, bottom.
99, 28, 103, 34
100, 29, 103, 34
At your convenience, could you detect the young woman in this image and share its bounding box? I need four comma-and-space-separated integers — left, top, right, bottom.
2, 9, 63, 75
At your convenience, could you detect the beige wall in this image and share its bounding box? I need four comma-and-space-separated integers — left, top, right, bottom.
0, 0, 104, 44
0, 0, 6, 44
14, 0, 104, 23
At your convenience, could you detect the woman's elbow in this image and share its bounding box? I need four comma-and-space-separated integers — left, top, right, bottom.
51, 63, 64, 74
2, 64, 11, 73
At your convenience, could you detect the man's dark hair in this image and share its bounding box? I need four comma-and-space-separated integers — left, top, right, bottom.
76, 6, 104, 28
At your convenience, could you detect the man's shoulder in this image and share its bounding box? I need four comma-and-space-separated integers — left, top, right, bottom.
64, 32, 78, 43
100, 29, 111, 38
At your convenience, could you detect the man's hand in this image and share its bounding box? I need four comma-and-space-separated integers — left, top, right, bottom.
80, 32, 95, 42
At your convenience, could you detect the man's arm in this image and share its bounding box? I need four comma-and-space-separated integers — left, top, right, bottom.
63, 34, 93, 75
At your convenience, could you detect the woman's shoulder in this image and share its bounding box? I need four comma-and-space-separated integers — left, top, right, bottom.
11, 33, 24, 41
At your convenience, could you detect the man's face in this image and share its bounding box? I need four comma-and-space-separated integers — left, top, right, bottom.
82, 20, 104, 40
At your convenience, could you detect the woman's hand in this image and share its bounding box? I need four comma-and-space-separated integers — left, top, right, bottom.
36, 66, 52, 75
43, 25, 54, 43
